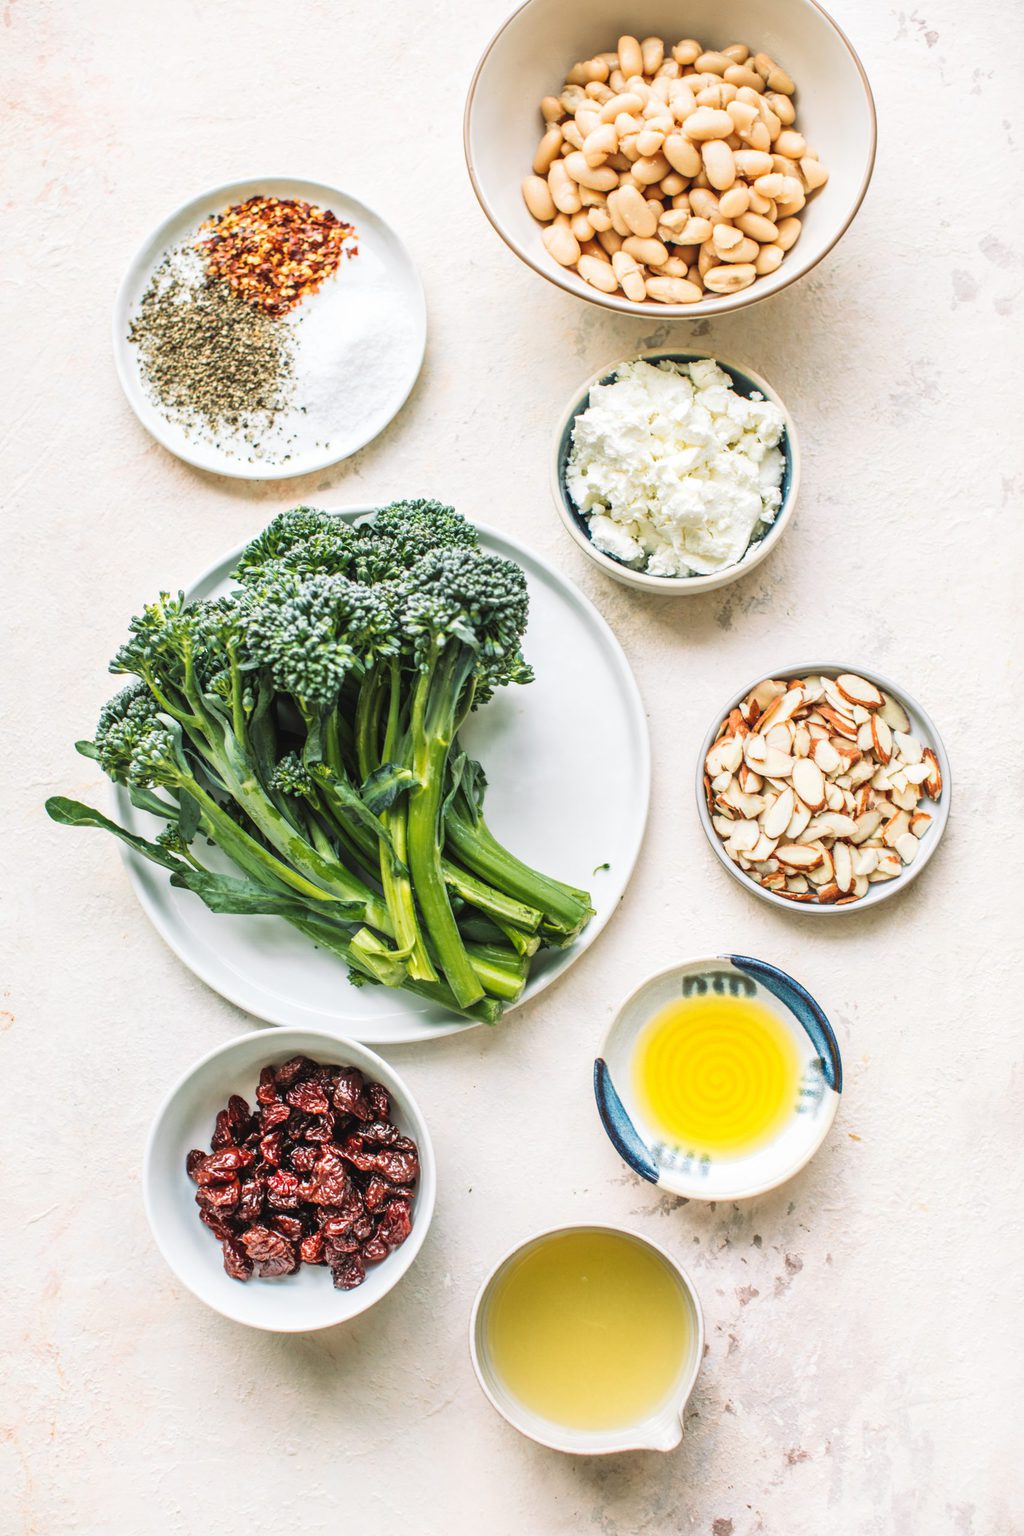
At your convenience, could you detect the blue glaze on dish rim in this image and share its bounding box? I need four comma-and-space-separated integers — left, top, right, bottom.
729, 954, 842, 1093
555, 352, 794, 573
593, 955, 841, 1192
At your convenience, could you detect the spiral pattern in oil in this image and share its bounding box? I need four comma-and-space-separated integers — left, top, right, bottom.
634, 996, 799, 1155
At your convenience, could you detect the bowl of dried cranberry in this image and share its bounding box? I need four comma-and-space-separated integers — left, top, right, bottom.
144, 1028, 436, 1331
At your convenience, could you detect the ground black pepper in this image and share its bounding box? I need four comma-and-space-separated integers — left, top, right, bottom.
127, 253, 296, 448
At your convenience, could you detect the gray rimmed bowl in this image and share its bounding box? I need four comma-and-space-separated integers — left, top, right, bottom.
551, 350, 799, 593
696, 664, 951, 914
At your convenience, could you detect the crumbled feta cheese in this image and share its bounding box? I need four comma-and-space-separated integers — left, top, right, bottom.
565, 359, 786, 578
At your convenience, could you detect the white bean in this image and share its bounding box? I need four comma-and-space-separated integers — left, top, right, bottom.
577, 253, 618, 292
541, 221, 581, 266
521, 175, 556, 222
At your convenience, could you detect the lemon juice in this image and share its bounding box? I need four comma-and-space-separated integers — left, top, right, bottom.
633, 992, 800, 1157
485, 1229, 691, 1433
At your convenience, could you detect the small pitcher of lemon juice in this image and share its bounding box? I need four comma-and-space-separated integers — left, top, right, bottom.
470, 1225, 704, 1455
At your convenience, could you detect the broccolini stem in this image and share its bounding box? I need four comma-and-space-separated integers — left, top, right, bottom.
444, 801, 594, 938
406, 659, 485, 1008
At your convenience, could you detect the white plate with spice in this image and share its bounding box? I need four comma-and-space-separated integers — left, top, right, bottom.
112, 508, 650, 1043
113, 177, 426, 480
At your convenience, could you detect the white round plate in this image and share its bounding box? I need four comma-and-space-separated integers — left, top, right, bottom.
113, 177, 426, 480
114, 509, 650, 1042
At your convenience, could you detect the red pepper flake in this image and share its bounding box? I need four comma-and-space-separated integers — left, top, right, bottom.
197, 195, 358, 317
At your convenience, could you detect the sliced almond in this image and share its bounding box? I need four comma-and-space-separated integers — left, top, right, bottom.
811, 738, 839, 775
892, 730, 922, 765
750, 832, 779, 863
706, 734, 743, 776
760, 870, 786, 891
852, 875, 870, 898
891, 784, 920, 812
881, 809, 911, 847
835, 673, 884, 710
832, 840, 853, 893
792, 756, 825, 811
806, 845, 834, 885
870, 715, 893, 764
761, 747, 795, 778
856, 721, 874, 754
744, 733, 767, 766
757, 686, 805, 734
850, 810, 881, 844
902, 762, 931, 785
808, 812, 857, 840
852, 846, 878, 876
895, 832, 919, 865
711, 770, 735, 794
871, 850, 902, 881
765, 723, 794, 753
818, 704, 858, 740
726, 819, 761, 853
748, 677, 787, 713
762, 786, 795, 840
816, 882, 841, 903
785, 800, 813, 840
785, 873, 809, 892
712, 814, 736, 838
909, 811, 933, 838
921, 748, 943, 798
879, 691, 910, 733
824, 782, 846, 812
738, 763, 764, 793
777, 843, 823, 870
792, 723, 811, 759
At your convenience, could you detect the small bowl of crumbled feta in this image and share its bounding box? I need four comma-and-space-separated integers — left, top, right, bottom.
552, 352, 799, 592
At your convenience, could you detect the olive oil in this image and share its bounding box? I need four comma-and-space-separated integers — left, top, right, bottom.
484, 1229, 691, 1433
633, 993, 800, 1156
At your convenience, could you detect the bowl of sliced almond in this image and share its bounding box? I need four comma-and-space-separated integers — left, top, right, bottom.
696, 666, 950, 912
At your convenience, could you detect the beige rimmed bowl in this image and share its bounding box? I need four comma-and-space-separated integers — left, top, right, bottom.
551, 350, 799, 593
464, 0, 876, 320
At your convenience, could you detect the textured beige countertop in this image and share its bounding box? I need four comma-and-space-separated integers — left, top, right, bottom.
3, 1, 1022, 1532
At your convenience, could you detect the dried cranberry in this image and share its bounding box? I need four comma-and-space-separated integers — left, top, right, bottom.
303, 1114, 335, 1143
325, 1234, 360, 1257
255, 1065, 279, 1105
226, 1093, 251, 1129
363, 1175, 391, 1212
320, 1186, 365, 1236
266, 1171, 300, 1210
300, 1232, 325, 1265
211, 1109, 235, 1149
271, 1214, 304, 1243
309, 1147, 350, 1205
242, 1225, 298, 1278
361, 1235, 389, 1264
371, 1148, 419, 1186
186, 1149, 206, 1180
330, 1254, 365, 1290
337, 1133, 376, 1172
195, 1147, 252, 1184
360, 1120, 399, 1146
237, 1179, 264, 1223
288, 1144, 317, 1174
285, 1079, 329, 1114
351, 1212, 374, 1243
223, 1236, 253, 1281
275, 1054, 315, 1088
260, 1100, 291, 1131
198, 1177, 240, 1210
377, 1199, 412, 1250
259, 1129, 284, 1166
366, 1082, 391, 1120
331, 1068, 365, 1115
197, 1199, 232, 1240
392, 1136, 417, 1155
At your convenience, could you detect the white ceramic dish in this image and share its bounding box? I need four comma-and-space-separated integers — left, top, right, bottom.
113, 507, 650, 1043
113, 177, 426, 480
144, 1028, 436, 1332
551, 350, 799, 593
469, 1224, 705, 1454
595, 956, 841, 1200
696, 664, 951, 914
464, 0, 876, 319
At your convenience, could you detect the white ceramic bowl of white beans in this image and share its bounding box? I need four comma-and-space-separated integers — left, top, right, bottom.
464, 0, 876, 318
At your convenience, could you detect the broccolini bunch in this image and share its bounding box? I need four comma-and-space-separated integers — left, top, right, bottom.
47, 502, 595, 1022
